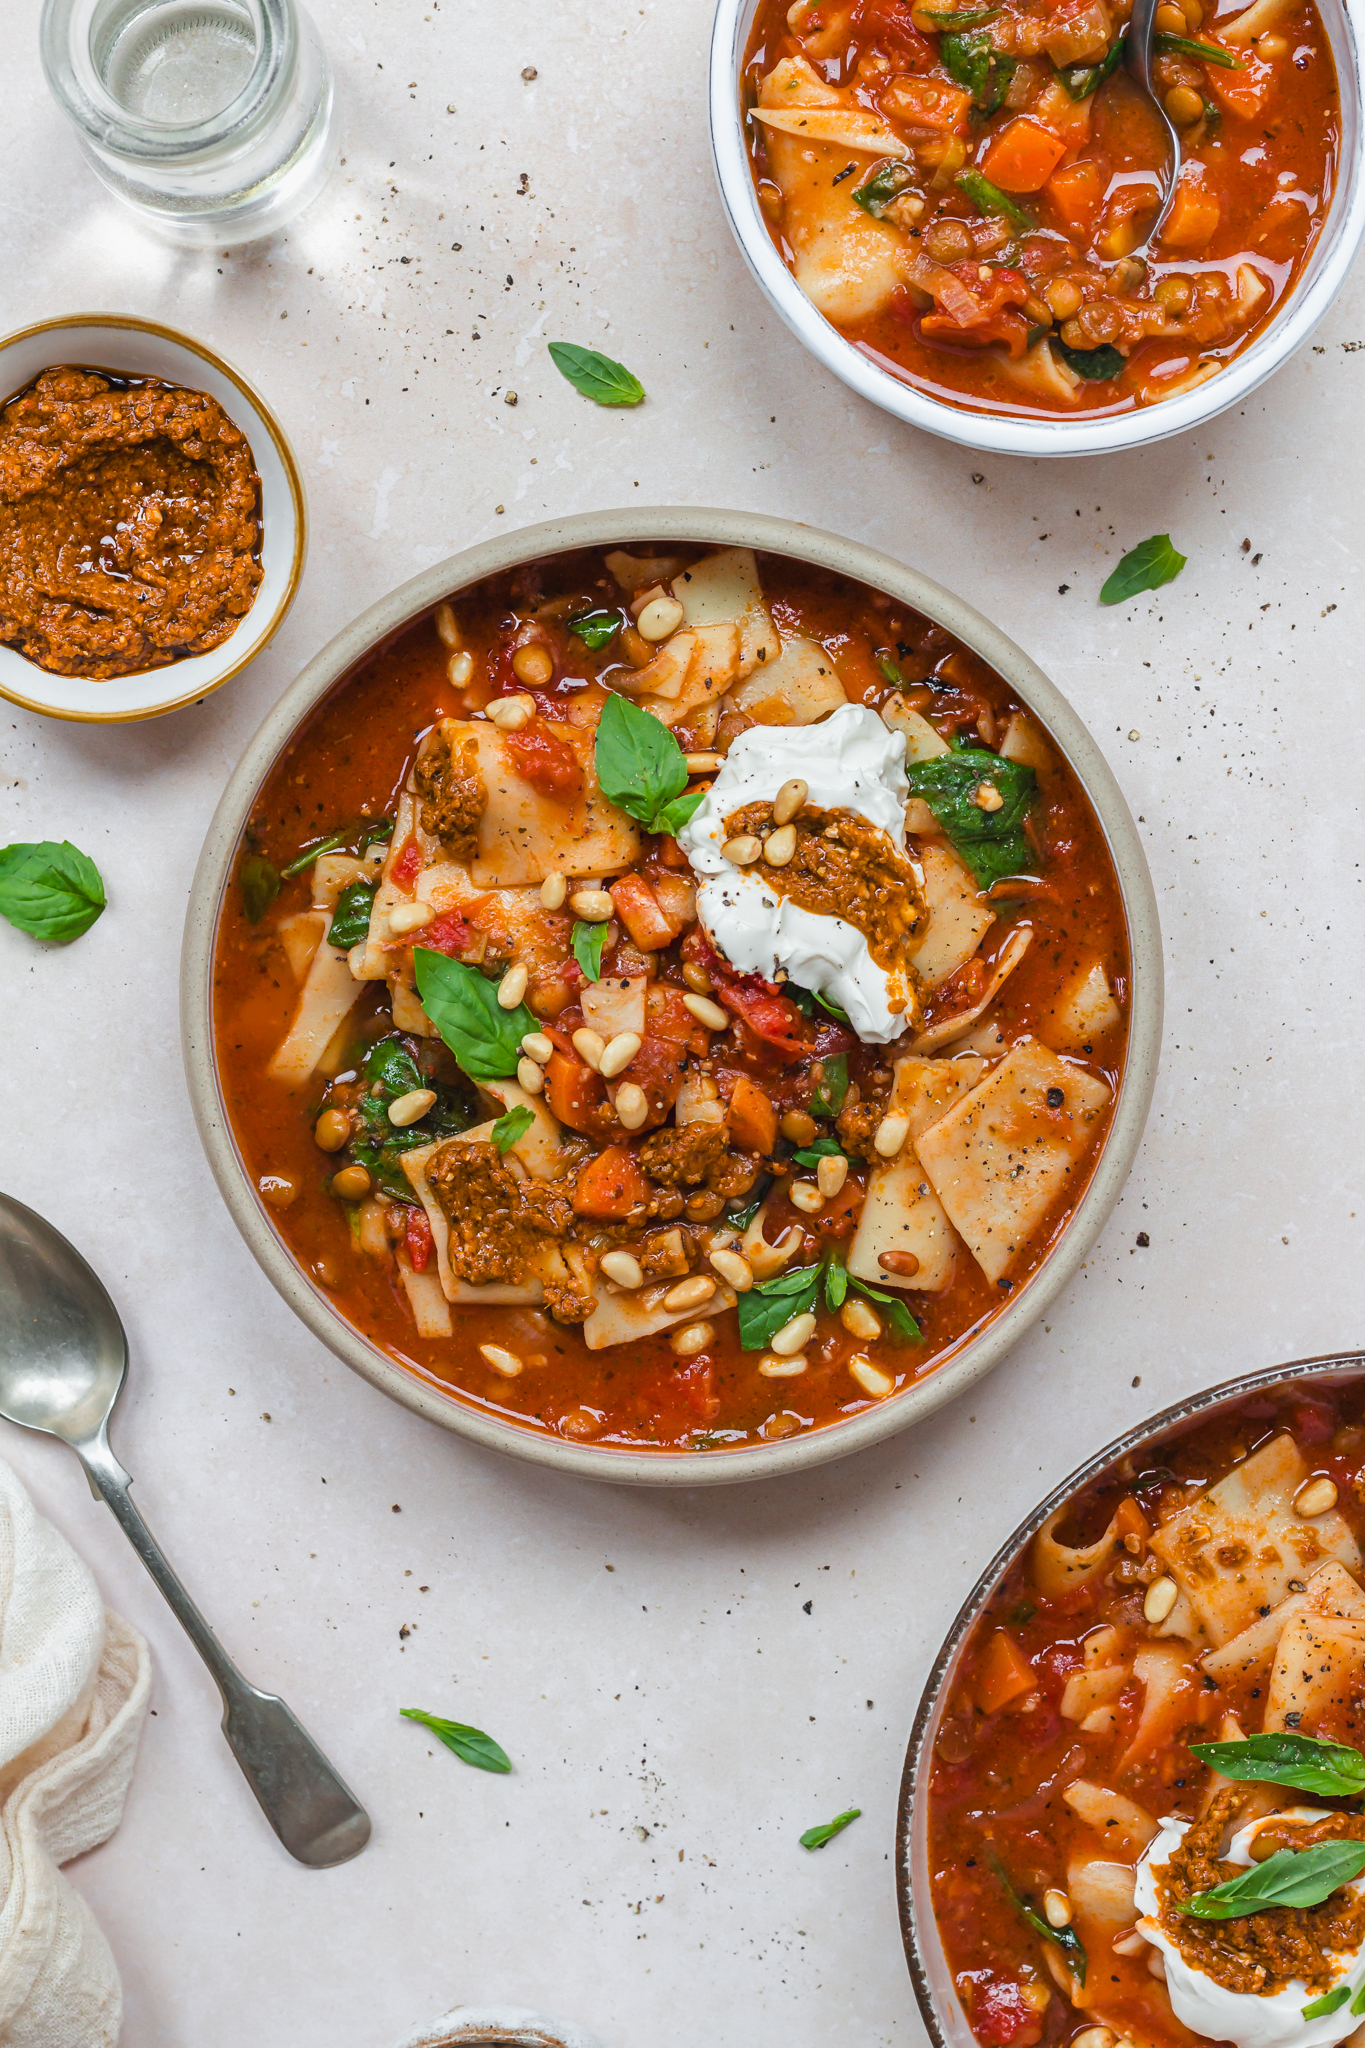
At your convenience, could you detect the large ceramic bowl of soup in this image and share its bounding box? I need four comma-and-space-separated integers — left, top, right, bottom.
182, 508, 1161, 1485
710, 0, 1365, 454
900, 1353, 1365, 2048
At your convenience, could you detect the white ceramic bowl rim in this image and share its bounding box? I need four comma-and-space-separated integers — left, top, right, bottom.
708, 0, 1365, 458
896, 1349, 1365, 2046
181, 506, 1162, 1488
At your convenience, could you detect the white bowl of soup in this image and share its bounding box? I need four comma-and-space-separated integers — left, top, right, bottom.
709, 0, 1365, 453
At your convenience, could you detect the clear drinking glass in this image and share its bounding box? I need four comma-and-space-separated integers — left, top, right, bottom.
40, 0, 336, 247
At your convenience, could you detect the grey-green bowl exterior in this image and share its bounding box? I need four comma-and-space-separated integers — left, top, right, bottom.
180, 507, 1163, 1487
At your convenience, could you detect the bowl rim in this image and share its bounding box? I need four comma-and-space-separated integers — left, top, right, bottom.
707, 0, 1365, 459
0, 311, 307, 724
895, 1348, 1365, 2047
180, 504, 1163, 1488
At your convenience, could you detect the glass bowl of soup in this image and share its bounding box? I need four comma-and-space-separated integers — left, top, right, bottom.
182, 508, 1161, 1484
900, 1353, 1365, 2048
709, 0, 1365, 454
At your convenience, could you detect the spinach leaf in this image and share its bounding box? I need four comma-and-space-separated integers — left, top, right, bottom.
1181, 1842, 1365, 1919
1056, 339, 1125, 381
876, 650, 904, 684
413, 949, 538, 1080
491, 1104, 535, 1153
853, 163, 917, 218
800, 1807, 861, 1850
548, 343, 645, 407
957, 168, 1033, 231
281, 815, 394, 878
1100, 534, 1187, 606
736, 1265, 821, 1351
400, 1708, 512, 1773
238, 854, 279, 925
792, 1138, 845, 1167
1189, 1733, 1365, 1799
282, 830, 347, 878
1304, 1988, 1353, 2021
810, 1053, 849, 1118
1056, 33, 1125, 98
1154, 30, 1243, 65
573, 918, 609, 982
353, 1037, 476, 1195
991, 1852, 1088, 1984
727, 1197, 763, 1234
364, 1035, 424, 1098
823, 1254, 849, 1311
903, 748, 1036, 889
594, 691, 700, 834
848, 1276, 922, 1341
788, 982, 852, 1026
570, 607, 625, 650
328, 879, 377, 950
0, 840, 106, 942
941, 31, 1017, 109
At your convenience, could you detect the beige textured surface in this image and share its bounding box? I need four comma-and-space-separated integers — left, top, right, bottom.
1, 0, 1364, 2040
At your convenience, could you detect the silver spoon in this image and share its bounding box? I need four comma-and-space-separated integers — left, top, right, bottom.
0, 1192, 371, 1869
1123, 0, 1182, 247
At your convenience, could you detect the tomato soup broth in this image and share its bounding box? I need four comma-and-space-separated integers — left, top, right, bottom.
213, 544, 1129, 1453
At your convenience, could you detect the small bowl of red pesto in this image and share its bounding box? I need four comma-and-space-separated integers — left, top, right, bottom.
899, 1353, 1365, 2048
709, 0, 1365, 454
0, 313, 304, 722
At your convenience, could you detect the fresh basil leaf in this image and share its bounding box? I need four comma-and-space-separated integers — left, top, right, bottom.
363, 1035, 424, 1100
903, 748, 1036, 890
490, 1104, 535, 1153
594, 691, 692, 833
990, 1852, 1087, 1985
400, 1707, 512, 1773
849, 1277, 923, 1342
1057, 32, 1124, 97
281, 830, 347, 878
727, 1197, 763, 1234
793, 1138, 845, 1166
1189, 1733, 1365, 1799
1182, 1842, 1365, 1919
1154, 29, 1243, 65
572, 918, 609, 982
939, 30, 1015, 110
853, 163, 917, 218
810, 1053, 849, 1118
1057, 339, 1125, 381
655, 789, 705, 838
328, 879, 377, 950
1351, 1984, 1365, 2018
1304, 1988, 1353, 2020
1100, 534, 1187, 606
957, 168, 1033, 231
800, 1807, 861, 1850
413, 949, 537, 1080
823, 1253, 849, 1311
570, 607, 625, 650
0, 840, 106, 943
736, 1266, 821, 1351
548, 342, 645, 407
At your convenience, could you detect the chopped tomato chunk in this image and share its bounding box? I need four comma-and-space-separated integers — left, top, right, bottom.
1045, 159, 1106, 240
852, 0, 934, 68
505, 722, 582, 799
417, 909, 475, 957
404, 1206, 433, 1273
920, 265, 1033, 355
391, 837, 423, 888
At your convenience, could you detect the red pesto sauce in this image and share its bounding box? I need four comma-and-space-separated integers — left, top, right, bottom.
927, 1380, 1365, 2048
213, 548, 1130, 1455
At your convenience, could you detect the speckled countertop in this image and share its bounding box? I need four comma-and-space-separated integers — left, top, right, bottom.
2, 0, 1364, 2042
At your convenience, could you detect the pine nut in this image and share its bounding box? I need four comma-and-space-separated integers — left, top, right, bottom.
709, 1247, 754, 1292
1143, 1575, 1179, 1625
601, 1250, 644, 1289
790, 1180, 825, 1214
685, 752, 722, 773
388, 1087, 437, 1127
570, 889, 614, 921
599, 1030, 642, 1078
511, 644, 554, 686
615, 1082, 649, 1130
636, 594, 685, 642
572, 1028, 605, 1071
770, 1311, 816, 1356
331, 1164, 371, 1199
780, 1109, 817, 1144
759, 1354, 807, 1377
671, 1321, 714, 1357
435, 602, 461, 648
479, 1342, 524, 1377
521, 1031, 554, 1064
763, 823, 797, 867
841, 1297, 881, 1340
878, 1248, 920, 1275
682, 961, 714, 995
1295, 1476, 1339, 1517
487, 693, 536, 731
388, 900, 433, 935
1112, 1932, 1146, 1956
772, 777, 808, 826
816, 1154, 848, 1197
1073, 2029, 1117, 2048
447, 649, 473, 687
849, 1355, 894, 1398
314, 1108, 351, 1152
874, 1113, 910, 1158
722, 835, 762, 866
664, 1275, 716, 1312
540, 871, 567, 910
517, 1058, 545, 1094
498, 962, 529, 1008
973, 781, 1004, 813
1044, 1890, 1072, 1929
683, 992, 729, 1031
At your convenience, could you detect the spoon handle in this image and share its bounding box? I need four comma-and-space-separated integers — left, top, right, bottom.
79, 1431, 371, 1868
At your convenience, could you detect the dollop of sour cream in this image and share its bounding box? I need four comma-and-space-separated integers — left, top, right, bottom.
1134, 1809, 1365, 2048
676, 703, 913, 1045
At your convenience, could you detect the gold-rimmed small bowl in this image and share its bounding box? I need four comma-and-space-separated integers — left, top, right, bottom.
0, 313, 306, 723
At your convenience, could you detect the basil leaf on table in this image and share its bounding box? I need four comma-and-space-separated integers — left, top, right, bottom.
852, 163, 917, 218
569, 607, 624, 650
957, 169, 1034, 232
903, 748, 1036, 890
1190, 1732, 1365, 1799
1100, 534, 1187, 606
572, 918, 609, 982
0, 840, 106, 943
413, 949, 538, 1080
594, 692, 700, 835
1303, 1988, 1353, 2020
736, 1265, 821, 1351
239, 854, 280, 925
490, 1104, 535, 1153
810, 1052, 849, 1118
1056, 339, 1126, 381
548, 343, 645, 407
1181, 1842, 1365, 1919
800, 1807, 861, 1850
328, 879, 377, 950
400, 1708, 512, 1774
1154, 30, 1243, 65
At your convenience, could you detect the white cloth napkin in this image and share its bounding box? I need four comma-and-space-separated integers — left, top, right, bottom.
0, 1457, 150, 2048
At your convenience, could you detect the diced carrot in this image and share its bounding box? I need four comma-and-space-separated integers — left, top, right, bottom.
544, 1049, 606, 1134
573, 1144, 649, 1219
881, 75, 971, 131
1205, 43, 1275, 118
1161, 168, 1221, 251
1045, 159, 1106, 239
976, 1630, 1037, 1715
650, 833, 690, 870
1114, 1496, 1153, 1544
609, 873, 676, 951
1030, 77, 1093, 147
391, 837, 423, 888
978, 118, 1070, 194
726, 1075, 779, 1155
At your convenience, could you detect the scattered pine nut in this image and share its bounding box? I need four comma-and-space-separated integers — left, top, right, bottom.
486, 693, 536, 731
570, 889, 614, 921
771, 777, 808, 826
1073, 2030, 1118, 2048
388, 901, 433, 936
663, 1275, 717, 1312
434, 602, 460, 648
790, 1180, 825, 1215
709, 1247, 753, 1291
770, 1311, 816, 1356
615, 1082, 649, 1130
722, 835, 762, 866
763, 823, 797, 867
1143, 1575, 1179, 1625
671, 1321, 715, 1357
873, 1112, 910, 1158
682, 961, 714, 995
540, 871, 567, 910
1294, 1476, 1339, 1517
1044, 1890, 1072, 1929
840, 1297, 881, 1341
817, 1154, 848, 1198
516, 1058, 545, 1094
447, 650, 473, 687
973, 782, 1004, 813
599, 1030, 642, 1078
388, 1087, 437, 1127
498, 962, 529, 1008
521, 1031, 554, 1064
683, 992, 729, 1032
759, 1354, 807, 1377
572, 1028, 605, 1071
601, 1250, 644, 1289
479, 1343, 524, 1377
637, 594, 685, 642
685, 753, 721, 773
849, 1355, 894, 1398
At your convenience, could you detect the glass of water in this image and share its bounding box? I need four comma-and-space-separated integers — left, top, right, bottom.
41, 0, 336, 247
